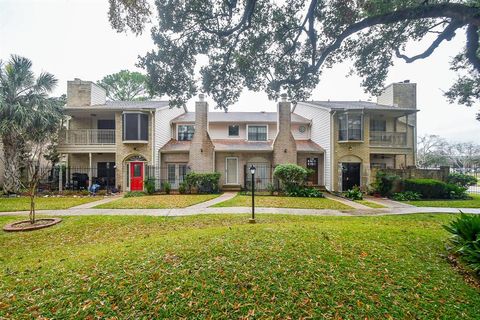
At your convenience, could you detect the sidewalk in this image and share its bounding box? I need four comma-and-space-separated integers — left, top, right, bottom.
1, 205, 479, 218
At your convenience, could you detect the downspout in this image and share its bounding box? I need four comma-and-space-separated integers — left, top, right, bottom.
151, 110, 155, 166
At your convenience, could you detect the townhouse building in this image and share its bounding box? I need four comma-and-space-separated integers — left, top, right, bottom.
56, 79, 417, 193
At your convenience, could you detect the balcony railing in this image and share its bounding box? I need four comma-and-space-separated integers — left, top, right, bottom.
370, 131, 407, 147
59, 129, 116, 145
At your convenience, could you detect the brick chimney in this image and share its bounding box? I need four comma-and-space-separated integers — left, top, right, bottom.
67, 78, 106, 107
188, 94, 215, 172
273, 94, 297, 165
376, 81, 416, 109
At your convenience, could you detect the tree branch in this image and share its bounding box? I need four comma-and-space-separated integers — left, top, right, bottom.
466, 24, 480, 73
272, 3, 479, 89
202, 0, 257, 37
395, 20, 463, 63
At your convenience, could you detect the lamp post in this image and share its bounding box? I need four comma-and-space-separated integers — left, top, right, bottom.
249, 165, 256, 223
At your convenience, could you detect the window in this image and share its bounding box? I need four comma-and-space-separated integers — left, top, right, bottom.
122, 113, 148, 141
247, 125, 267, 141
178, 125, 195, 141
338, 113, 363, 141
370, 119, 386, 132
228, 125, 239, 137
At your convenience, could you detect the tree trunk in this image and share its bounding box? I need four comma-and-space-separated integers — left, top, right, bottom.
29, 189, 36, 224
1, 134, 22, 194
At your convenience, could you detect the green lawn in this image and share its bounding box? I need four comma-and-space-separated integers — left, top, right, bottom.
0, 196, 101, 212
405, 194, 480, 208
0, 214, 479, 318
212, 194, 352, 210
96, 194, 219, 209
356, 200, 386, 208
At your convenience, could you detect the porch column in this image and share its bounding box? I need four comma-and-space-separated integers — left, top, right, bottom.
88, 152, 93, 188
58, 153, 63, 192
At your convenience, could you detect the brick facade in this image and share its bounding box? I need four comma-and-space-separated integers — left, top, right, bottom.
188, 97, 215, 172
273, 97, 297, 165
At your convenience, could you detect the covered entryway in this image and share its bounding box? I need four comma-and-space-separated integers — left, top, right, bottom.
306, 157, 319, 185
341, 163, 361, 191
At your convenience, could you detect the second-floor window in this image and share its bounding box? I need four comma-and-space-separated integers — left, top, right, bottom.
178, 125, 195, 141
123, 113, 148, 141
370, 119, 386, 132
228, 125, 239, 137
248, 125, 267, 141
338, 113, 363, 141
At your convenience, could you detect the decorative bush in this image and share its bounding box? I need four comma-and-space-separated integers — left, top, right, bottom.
124, 191, 147, 198
344, 186, 363, 200
273, 164, 310, 194
144, 178, 156, 195
392, 191, 421, 201
372, 171, 400, 197
178, 182, 187, 194
286, 186, 324, 198
184, 172, 221, 194
404, 178, 468, 199
266, 183, 276, 196
446, 173, 478, 188
444, 213, 480, 274
162, 181, 171, 194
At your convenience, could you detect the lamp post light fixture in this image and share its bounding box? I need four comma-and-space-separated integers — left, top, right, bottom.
249, 165, 256, 224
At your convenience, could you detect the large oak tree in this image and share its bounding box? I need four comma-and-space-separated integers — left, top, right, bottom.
109, 0, 480, 115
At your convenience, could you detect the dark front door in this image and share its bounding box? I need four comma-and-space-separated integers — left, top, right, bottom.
342, 163, 361, 191
307, 158, 319, 185
130, 162, 144, 191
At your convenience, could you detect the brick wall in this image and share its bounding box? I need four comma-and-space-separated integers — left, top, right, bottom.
189, 97, 215, 172
273, 98, 297, 165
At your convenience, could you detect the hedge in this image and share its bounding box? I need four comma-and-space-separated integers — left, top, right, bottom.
404, 178, 468, 199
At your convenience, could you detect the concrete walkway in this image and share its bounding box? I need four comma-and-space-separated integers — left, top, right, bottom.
1, 205, 479, 218
186, 192, 237, 209
323, 193, 371, 209
69, 195, 122, 209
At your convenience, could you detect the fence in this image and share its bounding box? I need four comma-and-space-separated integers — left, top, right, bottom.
36, 166, 117, 192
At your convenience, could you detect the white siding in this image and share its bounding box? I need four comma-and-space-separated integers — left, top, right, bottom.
293, 103, 332, 190
154, 106, 186, 166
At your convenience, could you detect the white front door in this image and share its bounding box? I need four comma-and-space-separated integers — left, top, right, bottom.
225, 157, 238, 184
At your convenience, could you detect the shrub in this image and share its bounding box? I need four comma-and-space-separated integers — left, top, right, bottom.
286, 186, 324, 198
184, 172, 221, 194
444, 213, 480, 274
178, 182, 187, 194
144, 178, 156, 195
266, 183, 276, 195
446, 173, 478, 188
372, 171, 400, 197
162, 181, 171, 194
404, 178, 468, 199
273, 164, 310, 194
392, 191, 421, 201
344, 186, 363, 200
124, 191, 146, 198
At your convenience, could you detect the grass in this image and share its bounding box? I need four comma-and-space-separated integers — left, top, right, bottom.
212, 194, 352, 210
95, 194, 219, 209
0, 196, 101, 212
355, 200, 386, 208
405, 194, 480, 208
0, 214, 479, 318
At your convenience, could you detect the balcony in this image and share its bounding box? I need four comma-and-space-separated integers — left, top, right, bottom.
370, 131, 407, 147
58, 129, 116, 153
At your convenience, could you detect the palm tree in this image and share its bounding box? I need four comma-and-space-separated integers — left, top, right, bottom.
0, 55, 60, 194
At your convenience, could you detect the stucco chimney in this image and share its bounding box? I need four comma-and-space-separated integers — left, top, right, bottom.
273, 95, 297, 165
188, 94, 215, 172
67, 79, 106, 107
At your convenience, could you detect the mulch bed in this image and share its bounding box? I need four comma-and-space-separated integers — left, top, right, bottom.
446, 254, 480, 289
3, 218, 62, 232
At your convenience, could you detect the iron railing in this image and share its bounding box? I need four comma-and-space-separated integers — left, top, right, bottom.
59, 129, 116, 145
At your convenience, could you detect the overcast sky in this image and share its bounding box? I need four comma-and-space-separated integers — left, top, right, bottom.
1, 0, 479, 142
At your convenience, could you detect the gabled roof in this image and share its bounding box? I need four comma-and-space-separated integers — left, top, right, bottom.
160, 138, 324, 153
298, 101, 417, 113
171, 112, 310, 124
65, 100, 170, 110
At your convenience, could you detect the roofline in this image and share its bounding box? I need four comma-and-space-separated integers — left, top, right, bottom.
296, 101, 418, 113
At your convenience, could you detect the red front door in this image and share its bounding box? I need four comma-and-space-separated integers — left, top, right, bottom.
130, 162, 144, 191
